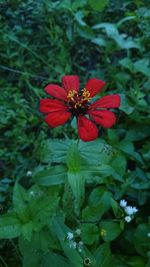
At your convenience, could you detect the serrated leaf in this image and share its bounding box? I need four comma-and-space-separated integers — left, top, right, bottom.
13, 183, 30, 222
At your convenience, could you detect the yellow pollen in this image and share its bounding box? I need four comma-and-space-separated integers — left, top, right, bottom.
74, 102, 82, 109
81, 88, 91, 101
67, 90, 77, 99
100, 229, 107, 237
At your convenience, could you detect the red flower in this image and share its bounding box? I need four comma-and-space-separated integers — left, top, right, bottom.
40, 75, 120, 142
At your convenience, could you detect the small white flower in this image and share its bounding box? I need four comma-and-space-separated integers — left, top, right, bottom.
29, 191, 35, 196
124, 216, 132, 223
78, 241, 83, 247
26, 171, 32, 177
125, 206, 135, 216
78, 247, 83, 253
147, 233, 150, 237
66, 232, 74, 240
120, 199, 127, 208
132, 207, 138, 214
69, 241, 77, 249
75, 229, 81, 236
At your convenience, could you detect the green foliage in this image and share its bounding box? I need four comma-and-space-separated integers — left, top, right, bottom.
0, 0, 150, 266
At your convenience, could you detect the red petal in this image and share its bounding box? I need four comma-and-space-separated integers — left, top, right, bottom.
61, 75, 80, 93
45, 84, 67, 101
88, 110, 116, 128
40, 99, 68, 113
85, 78, 106, 97
77, 116, 98, 142
45, 111, 71, 127
90, 95, 121, 109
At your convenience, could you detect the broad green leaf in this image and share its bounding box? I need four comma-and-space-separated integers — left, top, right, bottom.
89, 187, 112, 206
118, 140, 134, 155
82, 201, 110, 222
81, 165, 114, 183
94, 243, 113, 267
40, 139, 71, 163
33, 165, 67, 185
100, 221, 122, 241
79, 139, 105, 165
22, 221, 33, 241
67, 142, 81, 171
67, 171, 85, 206
0, 215, 21, 239
30, 188, 60, 228
81, 224, 99, 245
111, 153, 126, 176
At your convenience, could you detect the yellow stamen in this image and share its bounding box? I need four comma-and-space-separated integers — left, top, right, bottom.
81, 88, 91, 101
67, 90, 77, 99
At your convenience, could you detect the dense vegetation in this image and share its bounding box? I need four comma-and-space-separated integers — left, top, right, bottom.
0, 0, 150, 266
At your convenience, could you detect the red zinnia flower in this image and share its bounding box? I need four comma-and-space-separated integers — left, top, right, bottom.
40, 75, 120, 142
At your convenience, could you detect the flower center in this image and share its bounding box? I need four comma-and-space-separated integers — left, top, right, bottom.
67, 88, 91, 116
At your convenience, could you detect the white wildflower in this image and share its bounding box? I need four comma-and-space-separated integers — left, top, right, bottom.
69, 241, 77, 249
124, 216, 132, 223
125, 206, 135, 216
120, 199, 127, 208
132, 207, 138, 214
75, 229, 81, 236
147, 233, 150, 237
26, 171, 32, 177
66, 232, 74, 240
29, 191, 35, 196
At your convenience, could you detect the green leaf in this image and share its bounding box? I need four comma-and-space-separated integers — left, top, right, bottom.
100, 221, 122, 241
134, 224, 150, 255
119, 94, 134, 114
13, 183, 30, 222
81, 224, 99, 245
134, 59, 150, 77
22, 221, 33, 241
88, 0, 109, 11
94, 243, 112, 267
111, 153, 126, 176
79, 139, 105, 165
67, 142, 81, 171
118, 140, 134, 155
33, 165, 67, 185
0, 215, 21, 239
67, 171, 85, 206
